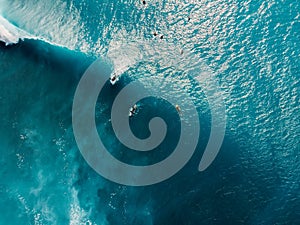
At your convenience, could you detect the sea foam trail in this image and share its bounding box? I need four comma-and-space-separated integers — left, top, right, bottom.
0, 15, 32, 45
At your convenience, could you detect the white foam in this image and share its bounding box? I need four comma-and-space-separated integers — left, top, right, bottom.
0, 1, 84, 51
0, 15, 31, 45
0, 14, 71, 49
69, 188, 108, 225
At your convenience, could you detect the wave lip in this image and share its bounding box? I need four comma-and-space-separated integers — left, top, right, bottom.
0, 15, 31, 45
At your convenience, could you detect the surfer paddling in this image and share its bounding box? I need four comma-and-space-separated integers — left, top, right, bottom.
129, 104, 138, 117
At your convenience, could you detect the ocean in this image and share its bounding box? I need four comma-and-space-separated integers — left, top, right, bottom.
0, 0, 299, 224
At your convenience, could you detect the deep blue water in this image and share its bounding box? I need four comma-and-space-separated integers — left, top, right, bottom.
0, 0, 299, 224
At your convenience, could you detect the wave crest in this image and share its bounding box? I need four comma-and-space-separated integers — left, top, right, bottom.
0, 15, 32, 45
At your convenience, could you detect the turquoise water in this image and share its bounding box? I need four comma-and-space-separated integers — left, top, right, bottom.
0, 0, 299, 224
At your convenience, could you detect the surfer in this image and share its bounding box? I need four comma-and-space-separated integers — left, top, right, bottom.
110, 73, 119, 85
129, 104, 138, 117
175, 104, 181, 113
